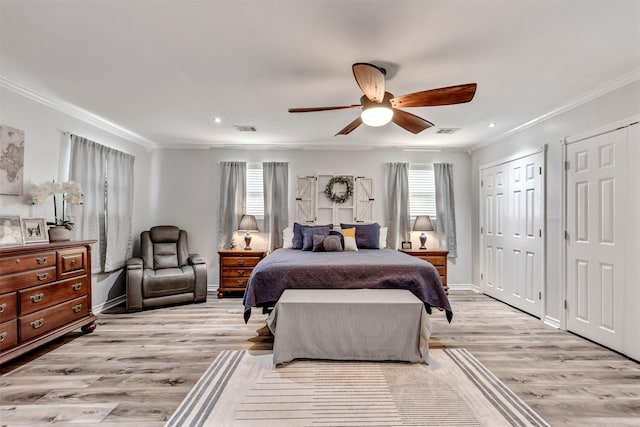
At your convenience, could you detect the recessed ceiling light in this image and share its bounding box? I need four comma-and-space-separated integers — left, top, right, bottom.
488, 122, 496, 128
213, 116, 222, 124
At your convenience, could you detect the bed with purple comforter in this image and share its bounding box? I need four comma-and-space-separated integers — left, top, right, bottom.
242, 248, 452, 322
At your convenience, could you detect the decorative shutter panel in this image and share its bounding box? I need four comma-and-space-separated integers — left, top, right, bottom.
354, 177, 374, 222
295, 176, 316, 223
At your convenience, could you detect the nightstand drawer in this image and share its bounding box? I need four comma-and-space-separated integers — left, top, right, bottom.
222, 268, 253, 278
419, 256, 446, 267
221, 256, 261, 268
221, 278, 249, 289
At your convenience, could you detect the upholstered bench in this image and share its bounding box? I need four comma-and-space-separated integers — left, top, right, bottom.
267, 288, 431, 365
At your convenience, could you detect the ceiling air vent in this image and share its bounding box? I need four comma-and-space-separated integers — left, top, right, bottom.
234, 125, 257, 132
436, 128, 460, 134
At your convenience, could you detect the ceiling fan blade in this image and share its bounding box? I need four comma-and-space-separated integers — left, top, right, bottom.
335, 117, 363, 136
391, 83, 477, 108
352, 63, 386, 103
391, 109, 434, 134
289, 105, 361, 113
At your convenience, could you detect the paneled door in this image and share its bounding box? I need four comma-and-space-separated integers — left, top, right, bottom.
566, 128, 627, 350
480, 150, 545, 318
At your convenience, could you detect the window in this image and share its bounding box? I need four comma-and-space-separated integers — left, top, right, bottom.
408, 164, 436, 219
246, 163, 264, 217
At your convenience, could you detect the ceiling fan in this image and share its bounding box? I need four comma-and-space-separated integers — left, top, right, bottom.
288, 63, 477, 136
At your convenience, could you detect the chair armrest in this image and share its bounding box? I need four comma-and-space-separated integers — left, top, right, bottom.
127, 257, 143, 270
189, 254, 206, 265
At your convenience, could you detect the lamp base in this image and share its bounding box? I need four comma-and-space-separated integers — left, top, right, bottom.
419, 232, 427, 250
244, 232, 252, 250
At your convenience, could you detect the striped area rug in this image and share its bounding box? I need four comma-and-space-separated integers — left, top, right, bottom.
166, 349, 549, 427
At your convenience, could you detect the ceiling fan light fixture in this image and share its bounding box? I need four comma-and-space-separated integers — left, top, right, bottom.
361, 106, 393, 127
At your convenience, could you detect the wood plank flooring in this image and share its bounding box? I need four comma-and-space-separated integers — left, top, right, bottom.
0, 291, 638, 426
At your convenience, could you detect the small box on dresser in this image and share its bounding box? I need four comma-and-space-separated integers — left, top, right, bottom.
217, 250, 266, 298
0, 240, 97, 365
399, 248, 449, 294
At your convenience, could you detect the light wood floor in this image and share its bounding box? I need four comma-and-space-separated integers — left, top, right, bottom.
0, 291, 638, 426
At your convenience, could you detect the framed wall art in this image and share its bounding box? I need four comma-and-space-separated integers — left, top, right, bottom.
0, 124, 25, 196
21, 217, 49, 244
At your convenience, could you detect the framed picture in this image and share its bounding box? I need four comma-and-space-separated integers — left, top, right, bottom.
21, 217, 49, 244
401, 241, 412, 250
0, 215, 24, 246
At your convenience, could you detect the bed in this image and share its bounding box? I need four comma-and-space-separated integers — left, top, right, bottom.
242, 248, 453, 323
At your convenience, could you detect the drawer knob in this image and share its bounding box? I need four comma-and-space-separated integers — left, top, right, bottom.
0, 303, 6, 313
237, 279, 245, 285
30, 293, 44, 303
16, 258, 20, 264
72, 304, 83, 313
31, 319, 44, 329
36, 257, 47, 264
70, 259, 78, 266
0, 332, 6, 342
237, 270, 245, 276
237, 259, 245, 266
72, 283, 83, 291
37, 273, 48, 281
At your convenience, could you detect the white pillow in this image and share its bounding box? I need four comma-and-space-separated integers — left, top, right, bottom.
282, 227, 293, 249
379, 227, 388, 249
344, 236, 358, 251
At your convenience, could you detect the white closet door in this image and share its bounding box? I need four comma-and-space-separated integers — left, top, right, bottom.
566, 128, 627, 351
480, 151, 545, 318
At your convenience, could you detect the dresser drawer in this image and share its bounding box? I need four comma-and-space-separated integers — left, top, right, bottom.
19, 296, 89, 342
222, 268, 254, 278
221, 256, 261, 268
0, 267, 57, 292
0, 251, 56, 275
19, 276, 89, 316
58, 248, 87, 278
221, 277, 249, 289
0, 319, 18, 352
0, 292, 17, 323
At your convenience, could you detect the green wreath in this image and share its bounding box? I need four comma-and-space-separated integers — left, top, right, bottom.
324, 176, 353, 204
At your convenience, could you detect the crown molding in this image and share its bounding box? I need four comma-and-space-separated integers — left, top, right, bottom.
0, 76, 157, 150
472, 69, 640, 151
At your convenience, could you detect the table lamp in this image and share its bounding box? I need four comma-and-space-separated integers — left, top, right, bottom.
238, 214, 259, 250
413, 215, 433, 249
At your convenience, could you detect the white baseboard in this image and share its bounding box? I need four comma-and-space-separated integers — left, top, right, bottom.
93, 295, 126, 314
207, 283, 219, 292
544, 315, 561, 329
448, 283, 480, 292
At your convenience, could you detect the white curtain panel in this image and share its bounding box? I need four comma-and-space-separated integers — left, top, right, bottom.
218, 161, 246, 249
104, 149, 135, 272
69, 136, 107, 274
263, 162, 289, 252
384, 162, 410, 250
434, 163, 457, 258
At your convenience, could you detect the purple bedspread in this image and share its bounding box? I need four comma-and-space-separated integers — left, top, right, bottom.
242, 248, 452, 322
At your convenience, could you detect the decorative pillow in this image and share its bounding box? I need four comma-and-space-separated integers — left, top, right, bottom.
329, 230, 345, 250
379, 227, 388, 249
302, 226, 331, 251
342, 227, 358, 251
312, 234, 344, 252
340, 223, 380, 249
293, 223, 333, 249
282, 227, 293, 249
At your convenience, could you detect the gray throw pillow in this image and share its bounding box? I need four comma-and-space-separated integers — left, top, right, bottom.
312, 234, 343, 252
302, 226, 330, 251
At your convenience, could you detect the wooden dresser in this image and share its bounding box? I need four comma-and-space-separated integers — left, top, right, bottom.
399, 248, 449, 294
217, 250, 266, 298
0, 240, 97, 365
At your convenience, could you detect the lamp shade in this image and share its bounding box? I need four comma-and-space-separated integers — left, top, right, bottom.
413, 215, 434, 231
238, 214, 259, 231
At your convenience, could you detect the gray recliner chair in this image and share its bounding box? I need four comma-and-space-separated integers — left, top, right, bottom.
126, 225, 207, 312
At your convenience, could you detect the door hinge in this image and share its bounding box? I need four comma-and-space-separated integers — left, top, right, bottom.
564, 300, 568, 310
481, 179, 484, 188
480, 273, 484, 280
539, 229, 542, 237
481, 226, 483, 234
565, 161, 570, 171
538, 291, 542, 300
539, 166, 542, 175
295, 197, 302, 201
564, 230, 570, 240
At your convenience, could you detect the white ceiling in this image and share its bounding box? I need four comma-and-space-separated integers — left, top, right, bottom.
1, 0, 639, 150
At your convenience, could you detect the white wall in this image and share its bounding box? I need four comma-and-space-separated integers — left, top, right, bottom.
471, 80, 640, 325
0, 87, 153, 309
149, 147, 474, 287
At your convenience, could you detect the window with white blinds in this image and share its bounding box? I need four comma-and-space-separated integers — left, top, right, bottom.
408, 164, 437, 219
246, 163, 264, 217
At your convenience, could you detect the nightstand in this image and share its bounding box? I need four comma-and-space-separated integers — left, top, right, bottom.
399, 249, 449, 294
217, 250, 266, 298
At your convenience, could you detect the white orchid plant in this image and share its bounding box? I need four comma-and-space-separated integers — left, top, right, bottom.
31, 180, 84, 230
